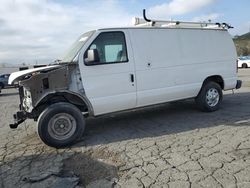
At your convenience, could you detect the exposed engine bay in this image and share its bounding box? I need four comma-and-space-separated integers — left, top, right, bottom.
9, 63, 89, 129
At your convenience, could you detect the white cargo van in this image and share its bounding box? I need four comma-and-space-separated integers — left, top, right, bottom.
9, 10, 241, 147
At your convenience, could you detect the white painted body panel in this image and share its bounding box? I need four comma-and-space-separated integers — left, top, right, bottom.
78, 30, 137, 115
129, 28, 237, 107
78, 28, 238, 116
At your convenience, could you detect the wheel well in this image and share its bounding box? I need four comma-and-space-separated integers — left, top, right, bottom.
242, 63, 248, 67
203, 75, 224, 89
33, 92, 90, 119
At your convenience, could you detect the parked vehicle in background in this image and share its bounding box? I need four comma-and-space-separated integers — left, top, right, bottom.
0, 74, 11, 89
237, 56, 250, 68
8, 10, 241, 148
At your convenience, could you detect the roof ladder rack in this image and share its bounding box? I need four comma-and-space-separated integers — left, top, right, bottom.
132, 9, 233, 30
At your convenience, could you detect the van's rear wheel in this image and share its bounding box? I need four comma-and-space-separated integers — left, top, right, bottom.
195, 82, 222, 112
38, 102, 85, 148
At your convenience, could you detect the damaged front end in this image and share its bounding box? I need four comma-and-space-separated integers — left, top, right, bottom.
9, 63, 85, 129
9, 87, 27, 128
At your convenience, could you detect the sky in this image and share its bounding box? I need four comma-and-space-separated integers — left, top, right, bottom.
0, 0, 249, 65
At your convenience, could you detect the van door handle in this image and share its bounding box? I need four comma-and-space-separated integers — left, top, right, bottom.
130, 74, 134, 83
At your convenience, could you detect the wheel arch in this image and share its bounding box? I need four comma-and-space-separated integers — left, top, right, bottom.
242, 63, 248, 68
202, 75, 224, 90
33, 90, 93, 119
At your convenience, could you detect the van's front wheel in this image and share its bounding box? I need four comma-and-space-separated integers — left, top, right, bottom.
195, 82, 222, 112
37, 102, 85, 148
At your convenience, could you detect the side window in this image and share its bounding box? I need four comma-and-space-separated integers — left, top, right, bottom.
84, 32, 128, 65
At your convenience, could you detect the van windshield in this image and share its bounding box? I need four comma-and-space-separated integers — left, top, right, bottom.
61, 31, 95, 63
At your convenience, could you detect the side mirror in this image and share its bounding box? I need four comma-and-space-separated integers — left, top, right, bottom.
85, 49, 100, 64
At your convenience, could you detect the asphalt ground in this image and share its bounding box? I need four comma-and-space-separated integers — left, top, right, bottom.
1, 69, 250, 188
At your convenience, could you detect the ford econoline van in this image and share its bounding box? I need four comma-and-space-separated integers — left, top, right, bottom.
9, 11, 241, 147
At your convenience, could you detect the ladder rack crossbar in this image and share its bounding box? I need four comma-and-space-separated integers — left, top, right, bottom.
133, 9, 234, 30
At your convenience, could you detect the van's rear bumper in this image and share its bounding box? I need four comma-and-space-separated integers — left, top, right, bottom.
236, 80, 242, 89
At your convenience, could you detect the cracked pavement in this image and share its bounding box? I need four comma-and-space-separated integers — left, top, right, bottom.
1, 69, 250, 188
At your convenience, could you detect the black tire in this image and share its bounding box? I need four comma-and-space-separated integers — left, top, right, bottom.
38, 102, 85, 148
195, 82, 222, 112
242, 63, 248, 68
0, 83, 4, 89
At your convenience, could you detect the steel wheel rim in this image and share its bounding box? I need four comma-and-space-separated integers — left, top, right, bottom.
206, 88, 219, 107
48, 113, 77, 140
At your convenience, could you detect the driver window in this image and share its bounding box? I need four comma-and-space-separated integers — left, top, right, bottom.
85, 31, 128, 65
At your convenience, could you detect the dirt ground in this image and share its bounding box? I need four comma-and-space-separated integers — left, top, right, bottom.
1, 69, 250, 188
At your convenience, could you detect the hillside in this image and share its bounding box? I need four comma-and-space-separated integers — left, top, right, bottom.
237, 32, 250, 40
233, 32, 250, 56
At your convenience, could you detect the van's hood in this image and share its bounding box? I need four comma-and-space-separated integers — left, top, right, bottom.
8, 65, 61, 85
